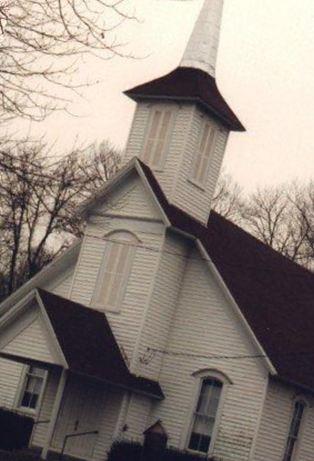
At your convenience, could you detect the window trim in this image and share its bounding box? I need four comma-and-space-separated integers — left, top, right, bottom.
91, 230, 139, 313
282, 398, 308, 461
184, 369, 230, 456
141, 105, 175, 172
189, 120, 217, 189
16, 365, 48, 415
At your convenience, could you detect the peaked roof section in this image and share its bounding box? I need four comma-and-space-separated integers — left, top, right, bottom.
38, 289, 163, 399
125, 67, 245, 132
139, 161, 314, 392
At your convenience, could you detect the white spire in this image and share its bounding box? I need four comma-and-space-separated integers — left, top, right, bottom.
180, 0, 224, 77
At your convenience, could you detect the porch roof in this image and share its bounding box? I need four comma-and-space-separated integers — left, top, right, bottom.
37, 289, 164, 400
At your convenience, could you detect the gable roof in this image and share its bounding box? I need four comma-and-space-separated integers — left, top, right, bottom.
125, 67, 245, 132
139, 161, 314, 392
38, 289, 163, 399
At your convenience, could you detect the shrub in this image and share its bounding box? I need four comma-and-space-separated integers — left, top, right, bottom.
107, 441, 214, 461
0, 408, 34, 451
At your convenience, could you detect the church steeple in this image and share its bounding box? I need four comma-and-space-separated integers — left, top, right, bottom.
124, 0, 245, 224
181, 0, 224, 77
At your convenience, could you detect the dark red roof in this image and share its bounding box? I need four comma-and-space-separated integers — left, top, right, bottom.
125, 67, 245, 132
38, 289, 163, 399
140, 161, 314, 392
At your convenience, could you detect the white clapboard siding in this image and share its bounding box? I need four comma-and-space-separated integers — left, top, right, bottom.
90, 172, 161, 222
124, 101, 229, 224
124, 394, 152, 441
136, 232, 189, 379
173, 108, 229, 224
253, 379, 314, 461
124, 104, 151, 164
2, 316, 60, 365
0, 357, 23, 409
31, 368, 60, 448
148, 249, 268, 460
93, 389, 123, 461
46, 268, 74, 298
70, 177, 165, 363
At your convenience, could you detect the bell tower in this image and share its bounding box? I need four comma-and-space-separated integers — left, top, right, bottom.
124, 0, 245, 225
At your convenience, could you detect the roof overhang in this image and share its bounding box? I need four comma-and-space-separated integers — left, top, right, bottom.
125, 67, 245, 132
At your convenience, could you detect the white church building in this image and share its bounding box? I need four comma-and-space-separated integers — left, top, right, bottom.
0, 1, 314, 460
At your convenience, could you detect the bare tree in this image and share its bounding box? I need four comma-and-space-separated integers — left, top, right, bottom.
0, 0, 134, 122
212, 171, 244, 224
213, 175, 314, 270
0, 138, 121, 299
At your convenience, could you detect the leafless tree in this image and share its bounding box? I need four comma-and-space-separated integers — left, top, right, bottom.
0, 138, 121, 299
0, 0, 134, 122
213, 175, 314, 270
212, 171, 244, 224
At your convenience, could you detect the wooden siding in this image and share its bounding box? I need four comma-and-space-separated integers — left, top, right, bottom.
93, 389, 123, 461
2, 316, 60, 365
124, 101, 229, 224
253, 379, 314, 461
70, 176, 165, 364
173, 107, 229, 224
0, 357, 23, 409
135, 232, 189, 379
0, 266, 75, 415
31, 368, 60, 448
124, 393, 152, 442
146, 249, 268, 461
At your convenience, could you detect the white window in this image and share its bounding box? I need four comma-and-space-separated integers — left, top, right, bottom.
142, 109, 173, 169
283, 400, 306, 461
19, 366, 46, 412
92, 231, 137, 312
190, 122, 216, 187
188, 378, 223, 454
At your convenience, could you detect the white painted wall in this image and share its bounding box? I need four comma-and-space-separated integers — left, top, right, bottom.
124, 102, 229, 224
135, 231, 189, 379
69, 174, 165, 365
141, 248, 269, 461
253, 379, 314, 461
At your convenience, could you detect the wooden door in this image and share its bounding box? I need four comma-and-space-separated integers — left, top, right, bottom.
52, 376, 106, 459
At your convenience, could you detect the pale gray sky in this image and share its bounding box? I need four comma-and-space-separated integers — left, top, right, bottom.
14, 0, 314, 191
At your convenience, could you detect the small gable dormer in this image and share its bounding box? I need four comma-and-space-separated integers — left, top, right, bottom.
124, 0, 244, 225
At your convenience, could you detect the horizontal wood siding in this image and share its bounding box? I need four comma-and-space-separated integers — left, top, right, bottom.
136, 232, 189, 379
70, 177, 165, 363
3, 316, 58, 365
149, 249, 267, 460
173, 107, 229, 224
253, 379, 314, 461
124, 105, 150, 164
124, 393, 152, 441
0, 357, 23, 409
93, 389, 123, 461
31, 368, 60, 448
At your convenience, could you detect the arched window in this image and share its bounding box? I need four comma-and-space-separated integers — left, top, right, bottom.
283, 400, 306, 461
92, 231, 138, 312
188, 376, 224, 454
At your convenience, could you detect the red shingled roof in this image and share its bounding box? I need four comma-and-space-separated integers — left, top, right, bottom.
140, 161, 314, 392
125, 67, 245, 132
38, 289, 163, 399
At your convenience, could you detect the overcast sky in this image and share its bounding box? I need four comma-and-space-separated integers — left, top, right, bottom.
14, 0, 314, 191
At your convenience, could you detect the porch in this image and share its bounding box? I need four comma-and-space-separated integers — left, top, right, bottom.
0, 289, 163, 460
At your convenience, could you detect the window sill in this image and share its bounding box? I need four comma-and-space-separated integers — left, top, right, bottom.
16, 406, 38, 417
187, 178, 206, 191
185, 448, 210, 458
